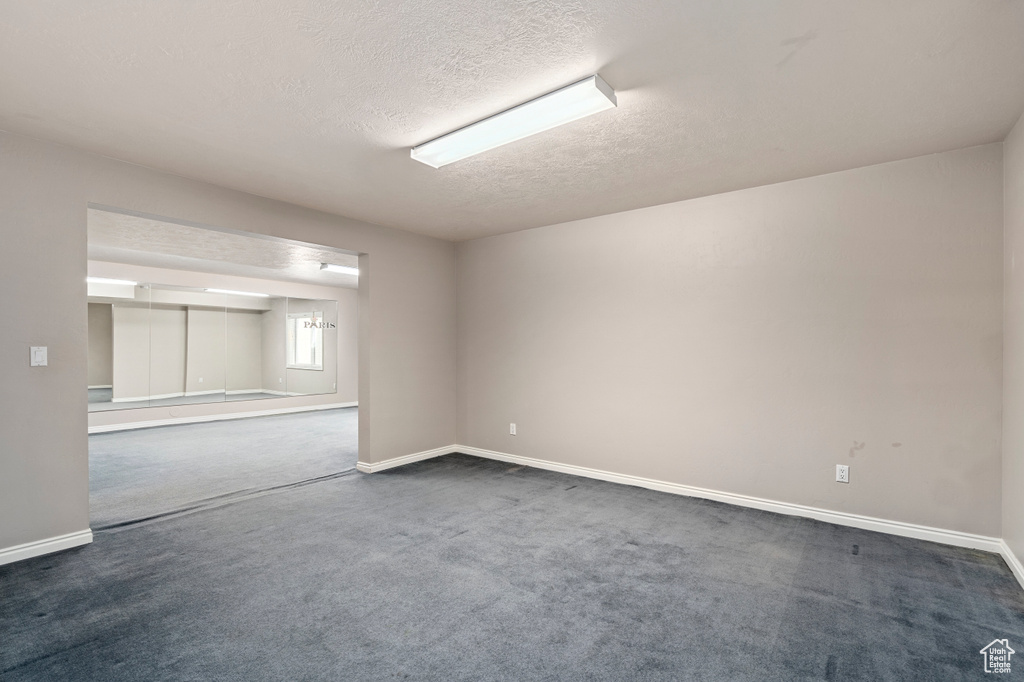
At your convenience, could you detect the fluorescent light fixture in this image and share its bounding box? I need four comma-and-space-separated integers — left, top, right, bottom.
86, 277, 138, 286
411, 74, 617, 168
320, 263, 359, 276
204, 288, 269, 298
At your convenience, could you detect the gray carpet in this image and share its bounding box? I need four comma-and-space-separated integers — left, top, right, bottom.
3, 452, 1023, 680
88, 408, 358, 527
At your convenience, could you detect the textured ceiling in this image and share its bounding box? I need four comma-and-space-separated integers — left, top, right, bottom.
3, 1, 1024, 241
88, 209, 359, 288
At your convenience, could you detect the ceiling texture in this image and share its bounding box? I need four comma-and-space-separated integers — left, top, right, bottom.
3, 1, 1024, 241
88, 209, 360, 288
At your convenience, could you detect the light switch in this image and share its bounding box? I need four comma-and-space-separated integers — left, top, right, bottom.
30, 346, 47, 367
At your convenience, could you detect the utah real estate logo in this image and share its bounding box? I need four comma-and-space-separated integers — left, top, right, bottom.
980, 639, 1014, 674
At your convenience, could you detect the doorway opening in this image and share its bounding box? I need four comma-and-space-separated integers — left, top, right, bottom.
85, 207, 361, 528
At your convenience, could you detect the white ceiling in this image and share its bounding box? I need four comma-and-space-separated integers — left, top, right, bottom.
4, 1, 1024, 241
88, 209, 359, 288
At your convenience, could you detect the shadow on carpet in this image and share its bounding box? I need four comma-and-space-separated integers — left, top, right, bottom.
88, 408, 358, 527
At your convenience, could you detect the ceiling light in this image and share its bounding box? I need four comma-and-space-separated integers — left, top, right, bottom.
86, 277, 138, 286
320, 263, 359, 276
411, 74, 617, 168
204, 288, 269, 298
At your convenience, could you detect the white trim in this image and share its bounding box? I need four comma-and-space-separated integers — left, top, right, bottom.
107, 389, 312, 403
88, 402, 357, 433
0, 529, 93, 566
362, 444, 1005, 555
455, 446, 1002, 552
461, 446, 1006, 551
112, 390, 251, 402
356, 445, 456, 473
112, 392, 186, 403
1000, 540, 1024, 591
87, 384, 112, 389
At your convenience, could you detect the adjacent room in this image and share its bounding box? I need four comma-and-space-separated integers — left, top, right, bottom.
2, 2, 1024, 680
85, 208, 360, 528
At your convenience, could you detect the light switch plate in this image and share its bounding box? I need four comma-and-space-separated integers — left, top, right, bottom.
30, 346, 47, 366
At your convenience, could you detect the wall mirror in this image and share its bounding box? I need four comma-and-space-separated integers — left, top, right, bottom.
87, 280, 338, 411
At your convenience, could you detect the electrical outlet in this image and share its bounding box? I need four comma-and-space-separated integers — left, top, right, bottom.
509, 423, 517, 436
836, 464, 850, 484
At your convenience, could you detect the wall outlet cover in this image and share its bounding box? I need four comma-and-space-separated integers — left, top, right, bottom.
836, 464, 850, 483
30, 346, 47, 367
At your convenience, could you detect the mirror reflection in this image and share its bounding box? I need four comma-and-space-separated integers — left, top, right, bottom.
87, 280, 338, 411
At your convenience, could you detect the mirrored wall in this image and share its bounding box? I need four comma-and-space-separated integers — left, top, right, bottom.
87, 280, 338, 411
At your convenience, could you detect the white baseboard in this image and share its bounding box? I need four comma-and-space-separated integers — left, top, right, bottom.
455, 445, 1002, 553
356, 445, 456, 473
112, 391, 186, 403
0, 529, 93, 566
360, 444, 1004, 555
88, 401, 357, 433
1000, 540, 1024, 591
107, 390, 313, 403
87, 384, 112, 389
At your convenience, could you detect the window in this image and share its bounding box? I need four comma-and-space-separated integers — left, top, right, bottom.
286, 311, 324, 370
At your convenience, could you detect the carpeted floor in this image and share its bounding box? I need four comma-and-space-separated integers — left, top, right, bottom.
88, 408, 358, 527
2, 442, 1023, 680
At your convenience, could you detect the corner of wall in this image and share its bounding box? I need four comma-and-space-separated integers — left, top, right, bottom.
1003, 108, 1024, 580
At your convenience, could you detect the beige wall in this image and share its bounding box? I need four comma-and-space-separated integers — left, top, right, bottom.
87, 261, 359, 425
227, 311, 263, 392
1004, 112, 1024, 566
110, 305, 151, 402
4, 119, 1012, 558
149, 307, 187, 398
104, 298, 262, 402
0, 129, 456, 552
458, 144, 1004, 537
185, 308, 226, 396
262, 297, 287, 394
87, 303, 112, 387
